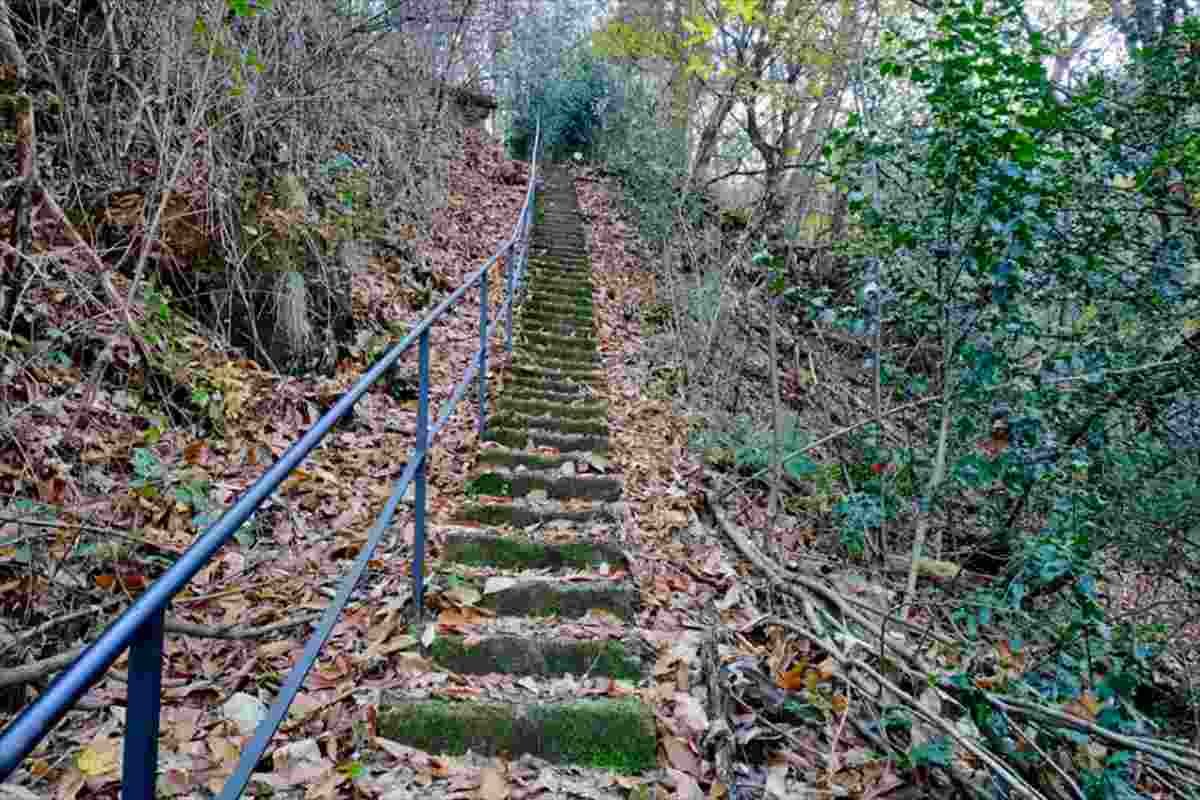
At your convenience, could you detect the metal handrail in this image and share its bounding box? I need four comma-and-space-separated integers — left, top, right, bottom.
0, 121, 542, 798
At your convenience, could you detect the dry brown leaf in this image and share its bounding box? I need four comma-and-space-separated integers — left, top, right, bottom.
477, 765, 510, 800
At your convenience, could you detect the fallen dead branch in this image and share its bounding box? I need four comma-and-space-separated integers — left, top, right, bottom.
700, 486, 1200, 800
0, 612, 320, 690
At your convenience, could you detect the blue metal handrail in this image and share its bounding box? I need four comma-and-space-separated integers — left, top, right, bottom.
0, 121, 541, 798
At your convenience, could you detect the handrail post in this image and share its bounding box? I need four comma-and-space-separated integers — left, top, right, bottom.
413, 330, 430, 619
123, 608, 165, 800
478, 271, 489, 435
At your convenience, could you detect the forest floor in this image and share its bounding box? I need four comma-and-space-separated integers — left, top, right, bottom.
0, 127, 766, 800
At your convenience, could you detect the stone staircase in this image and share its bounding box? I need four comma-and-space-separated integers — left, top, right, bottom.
376, 166, 655, 779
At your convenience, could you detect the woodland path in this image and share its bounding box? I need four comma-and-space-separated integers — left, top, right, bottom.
370, 165, 657, 792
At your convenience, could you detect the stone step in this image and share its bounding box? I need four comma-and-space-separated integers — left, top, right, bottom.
531, 270, 593, 285
425, 633, 644, 679
532, 232, 587, 244
431, 563, 635, 619
529, 252, 589, 265
515, 350, 600, 371
531, 249, 590, 260
528, 287, 594, 304
476, 446, 576, 472
534, 281, 595, 297
518, 335, 599, 356
489, 410, 608, 436
517, 351, 603, 372
520, 308, 594, 326
527, 281, 593, 297
510, 364, 603, 383
532, 263, 591, 277
468, 465, 621, 502
496, 396, 607, 419
521, 320, 596, 339
376, 697, 655, 772
524, 300, 594, 318
440, 528, 626, 571
522, 330, 598, 350
483, 425, 608, 453
503, 382, 601, 404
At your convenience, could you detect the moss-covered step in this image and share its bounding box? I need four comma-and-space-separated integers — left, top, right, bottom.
531, 244, 589, 256
376, 697, 655, 772
519, 324, 595, 341
510, 365, 603, 384
526, 297, 595, 315
520, 314, 594, 334
530, 281, 593, 295
525, 293, 594, 309
520, 321, 595, 340
483, 576, 636, 619
476, 445, 575, 471
440, 529, 627, 570
528, 293, 594, 311
522, 330, 598, 350
426, 635, 643, 680
528, 262, 588, 275
468, 466, 621, 502
518, 351, 602, 372
490, 411, 607, 436
526, 266, 591, 281
483, 425, 608, 453
518, 350, 602, 371
500, 391, 599, 411
524, 289, 594, 308
505, 376, 602, 398
521, 303, 593, 319
456, 499, 621, 528
530, 275, 593, 290
534, 276, 594, 291
528, 255, 588, 267
497, 397, 607, 419
530, 240, 588, 252
528, 247, 589, 261
528, 289, 594, 306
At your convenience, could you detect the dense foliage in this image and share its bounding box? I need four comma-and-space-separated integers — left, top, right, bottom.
821, 0, 1200, 791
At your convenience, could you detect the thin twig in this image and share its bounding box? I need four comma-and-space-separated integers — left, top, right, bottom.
0, 612, 320, 690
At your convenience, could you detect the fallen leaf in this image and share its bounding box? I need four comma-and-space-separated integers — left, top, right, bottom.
663, 736, 700, 775
76, 739, 119, 778
665, 768, 703, 800
478, 765, 509, 800
444, 585, 482, 606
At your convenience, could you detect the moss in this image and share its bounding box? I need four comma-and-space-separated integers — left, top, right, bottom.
642, 301, 672, 331
426, 635, 642, 680
476, 448, 567, 471
443, 534, 625, 571
496, 398, 607, 420
490, 414, 607, 437
543, 641, 641, 681
376, 698, 655, 772
379, 699, 517, 757
479, 428, 527, 449
536, 699, 656, 772
480, 578, 636, 620
464, 472, 513, 497
456, 502, 517, 527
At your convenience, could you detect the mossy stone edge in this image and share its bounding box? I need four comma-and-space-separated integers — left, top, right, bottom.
376, 697, 656, 772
